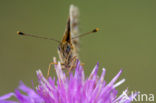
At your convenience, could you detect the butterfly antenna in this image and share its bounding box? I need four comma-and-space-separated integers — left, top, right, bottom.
17, 31, 61, 43
72, 28, 99, 39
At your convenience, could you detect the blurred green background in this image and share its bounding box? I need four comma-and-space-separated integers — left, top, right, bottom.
0, 0, 155, 99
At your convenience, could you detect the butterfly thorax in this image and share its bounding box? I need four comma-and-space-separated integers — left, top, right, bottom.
57, 41, 75, 69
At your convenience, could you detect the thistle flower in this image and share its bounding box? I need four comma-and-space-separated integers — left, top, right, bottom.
0, 58, 137, 103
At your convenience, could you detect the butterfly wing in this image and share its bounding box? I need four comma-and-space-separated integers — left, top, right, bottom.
70, 5, 80, 58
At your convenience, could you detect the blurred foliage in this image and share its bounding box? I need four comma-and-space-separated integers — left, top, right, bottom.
0, 0, 155, 98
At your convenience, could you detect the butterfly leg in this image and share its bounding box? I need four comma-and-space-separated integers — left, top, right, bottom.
47, 62, 65, 78
47, 62, 58, 78
67, 56, 77, 74
80, 63, 85, 66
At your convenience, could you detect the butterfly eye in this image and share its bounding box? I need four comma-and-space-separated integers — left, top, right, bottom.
66, 45, 71, 53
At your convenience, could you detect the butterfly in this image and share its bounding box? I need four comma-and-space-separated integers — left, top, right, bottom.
17, 5, 99, 76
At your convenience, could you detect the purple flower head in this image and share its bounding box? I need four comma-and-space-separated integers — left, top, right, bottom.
0, 58, 137, 103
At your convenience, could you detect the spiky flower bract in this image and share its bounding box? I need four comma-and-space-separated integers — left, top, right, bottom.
0, 58, 137, 103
